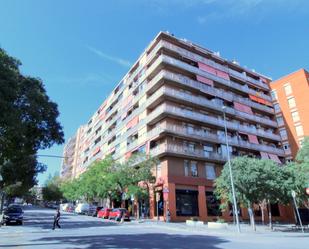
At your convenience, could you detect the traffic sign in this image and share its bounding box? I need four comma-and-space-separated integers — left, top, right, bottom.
163, 187, 169, 193
291, 190, 296, 198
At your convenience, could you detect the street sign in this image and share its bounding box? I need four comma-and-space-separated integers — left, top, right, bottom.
163, 187, 169, 193
291, 190, 296, 198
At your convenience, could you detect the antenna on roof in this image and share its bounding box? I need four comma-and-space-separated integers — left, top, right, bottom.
232, 59, 239, 65
214, 51, 221, 57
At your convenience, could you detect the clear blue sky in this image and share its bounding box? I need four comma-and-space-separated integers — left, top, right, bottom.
1, 0, 308, 185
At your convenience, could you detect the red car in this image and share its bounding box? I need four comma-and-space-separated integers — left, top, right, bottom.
97, 208, 112, 219
108, 208, 130, 221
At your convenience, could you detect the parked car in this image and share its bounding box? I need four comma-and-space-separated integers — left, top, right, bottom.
108, 208, 130, 221
87, 206, 102, 217
2, 206, 24, 225
75, 203, 89, 214
97, 208, 112, 219
60, 203, 74, 212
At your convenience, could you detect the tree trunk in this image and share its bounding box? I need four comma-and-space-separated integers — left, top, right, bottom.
268, 200, 272, 230
136, 199, 140, 220
248, 202, 256, 231
261, 204, 265, 226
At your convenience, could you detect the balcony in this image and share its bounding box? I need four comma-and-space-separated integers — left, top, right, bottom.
147, 85, 277, 128
147, 104, 281, 141
159, 55, 273, 108
150, 142, 226, 162
160, 40, 270, 91
148, 124, 285, 156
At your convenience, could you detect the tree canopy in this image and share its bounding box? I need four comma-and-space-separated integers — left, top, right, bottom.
0, 48, 64, 196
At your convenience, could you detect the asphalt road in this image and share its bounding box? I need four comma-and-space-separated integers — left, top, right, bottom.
0, 207, 308, 249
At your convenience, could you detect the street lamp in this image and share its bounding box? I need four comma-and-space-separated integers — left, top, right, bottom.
222, 106, 240, 233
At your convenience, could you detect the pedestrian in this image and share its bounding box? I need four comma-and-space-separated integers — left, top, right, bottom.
52, 208, 61, 230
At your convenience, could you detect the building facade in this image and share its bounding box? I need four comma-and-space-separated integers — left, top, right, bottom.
63, 31, 294, 222
270, 69, 309, 160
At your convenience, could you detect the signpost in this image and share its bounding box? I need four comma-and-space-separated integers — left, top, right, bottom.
156, 192, 160, 221
291, 190, 304, 233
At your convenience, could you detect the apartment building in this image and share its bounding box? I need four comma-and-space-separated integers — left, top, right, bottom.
270, 69, 309, 160
65, 31, 293, 222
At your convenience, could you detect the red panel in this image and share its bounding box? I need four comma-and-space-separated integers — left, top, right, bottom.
197, 62, 216, 75
126, 116, 139, 129
248, 134, 259, 144
125, 151, 132, 159
234, 102, 253, 115
260, 151, 269, 159
268, 153, 282, 164
216, 70, 230, 80
93, 147, 100, 156
196, 75, 214, 86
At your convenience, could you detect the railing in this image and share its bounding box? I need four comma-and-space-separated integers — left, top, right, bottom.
149, 85, 277, 128
147, 103, 281, 141
160, 40, 270, 91
159, 55, 274, 110
148, 124, 285, 156
150, 143, 226, 162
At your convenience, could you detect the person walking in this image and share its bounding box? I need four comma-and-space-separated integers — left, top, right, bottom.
52, 208, 61, 230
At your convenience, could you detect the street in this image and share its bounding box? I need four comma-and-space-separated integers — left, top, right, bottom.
0, 207, 308, 249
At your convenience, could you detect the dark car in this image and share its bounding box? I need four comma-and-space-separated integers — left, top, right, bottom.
108, 208, 130, 221
2, 206, 24, 225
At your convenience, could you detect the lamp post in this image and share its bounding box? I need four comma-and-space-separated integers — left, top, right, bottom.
222, 106, 240, 233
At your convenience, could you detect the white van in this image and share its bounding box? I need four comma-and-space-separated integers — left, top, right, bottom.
75, 203, 89, 214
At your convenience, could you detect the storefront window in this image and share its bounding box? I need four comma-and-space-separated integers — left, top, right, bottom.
176, 190, 199, 216
206, 191, 222, 216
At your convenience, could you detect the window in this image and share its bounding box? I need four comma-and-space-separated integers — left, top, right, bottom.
186, 124, 194, 134
176, 190, 199, 216
283, 143, 290, 151
156, 163, 161, 177
279, 129, 288, 139
287, 97, 296, 108
203, 144, 213, 157
276, 116, 284, 126
291, 111, 300, 122
184, 142, 195, 152
190, 161, 198, 177
205, 164, 216, 180
284, 84, 292, 95
274, 103, 280, 112
206, 191, 222, 216
184, 160, 189, 176
270, 90, 277, 101
295, 125, 304, 137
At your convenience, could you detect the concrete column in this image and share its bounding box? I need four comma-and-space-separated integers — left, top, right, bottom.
198, 186, 207, 221
167, 183, 176, 221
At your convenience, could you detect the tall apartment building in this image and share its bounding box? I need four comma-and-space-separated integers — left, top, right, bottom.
270, 69, 309, 160
64, 31, 293, 222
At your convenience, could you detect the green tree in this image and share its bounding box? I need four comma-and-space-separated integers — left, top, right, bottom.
0, 48, 64, 199
42, 176, 63, 202
215, 156, 290, 230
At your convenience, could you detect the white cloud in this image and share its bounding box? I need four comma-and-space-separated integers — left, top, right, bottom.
86, 45, 132, 68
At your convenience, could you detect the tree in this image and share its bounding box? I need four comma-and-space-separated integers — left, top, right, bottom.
215, 156, 290, 230
42, 176, 63, 202
0, 48, 64, 198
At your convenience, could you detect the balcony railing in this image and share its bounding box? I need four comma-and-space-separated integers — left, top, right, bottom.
150, 143, 226, 162
147, 103, 281, 141
148, 124, 285, 156
159, 55, 273, 109
160, 40, 270, 91
148, 85, 277, 128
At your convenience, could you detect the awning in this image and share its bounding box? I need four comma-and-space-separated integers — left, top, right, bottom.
197, 62, 216, 75
126, 116, 139, 129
